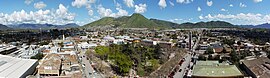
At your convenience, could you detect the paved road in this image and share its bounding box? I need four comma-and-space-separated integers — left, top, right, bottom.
78, 48, 103, 78
82, 53, 103, 78
173, 32, 202, 78
173, 54, 192, 78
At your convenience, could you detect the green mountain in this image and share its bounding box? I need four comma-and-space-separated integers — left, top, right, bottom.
176, 21, 236, 28
83, 13, 237, 29
83, 13, 169, 29
85, 17, 115, 27
150, 19, 180, 28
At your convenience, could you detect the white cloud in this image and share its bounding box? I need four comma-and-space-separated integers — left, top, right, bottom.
176, 0, 193, 4
197, 7, 201, 11
71, 0, 96, 16
123, 0, 134, 8
207, 0, 213, 6
169, 18, 181, 22
24, 0, 33, 5
116, 2, 122, 9
71, 0, 95, 8
88, 10, 94, 16
97, 5, 128, 17
169, 1, 175, 6
220, 8, 227, 11
229, 4, 233, 7
158, 0, 167, 8
199, 13, 270, 25
34, 1, 47, 9
115, 1, 130, 16
0, 4, 76, 25
169, 18, 194, 23
48, 4, 76, 23
254, 0, 262, 3
240, 3, 247, 8
56, 4, 68, 16
97, 5, 113, 17
86, 5, 94, 16
199, 15, 204, 19
135, 4, 147, 13
116, 8, 129, 17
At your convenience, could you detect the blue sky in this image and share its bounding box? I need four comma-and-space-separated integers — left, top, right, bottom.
0, 0, 269, 25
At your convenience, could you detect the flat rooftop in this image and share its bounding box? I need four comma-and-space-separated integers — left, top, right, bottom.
0, 54, 37, 78
192, 61, 243, 77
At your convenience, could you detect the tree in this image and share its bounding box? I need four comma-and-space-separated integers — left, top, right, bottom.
94, 43, 163, 76
237, 41, 241, 46
30, 52, 44, 60
205, 46, 214, 54
208, 54, 213, 60
95, 46, 110, 60
58, 42, 64, 47
109, 52, 132, 75
223, 39, 235, 46
230, 49, 239, 64
153, 44, 162, 59
198, 55, 206, 61
149, 59, 159, 70
170, 34, 178, 39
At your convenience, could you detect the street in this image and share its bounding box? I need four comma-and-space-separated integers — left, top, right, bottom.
173, 32, 201, 78
82, 53, 103, 78
173, 54, 192, 78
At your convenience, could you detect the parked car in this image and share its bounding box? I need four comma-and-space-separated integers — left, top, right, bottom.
179, 59, 185, 65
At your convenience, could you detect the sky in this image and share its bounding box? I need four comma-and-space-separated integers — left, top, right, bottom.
0, 0, 269, 25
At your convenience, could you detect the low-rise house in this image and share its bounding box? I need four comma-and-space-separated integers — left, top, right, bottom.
38, 53, 82, 77
38, 53, 62, 76
210, 43, 224, 53
223, 44, 232, 53
78, 42, 97, 49
241, 57, 270, 78
113, 39, 125, 45
158, 41, 174, 48
141, 39, 157, 46
0, 44, 18, 55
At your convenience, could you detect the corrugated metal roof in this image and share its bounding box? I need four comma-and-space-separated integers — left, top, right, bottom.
0, 54, 37, 78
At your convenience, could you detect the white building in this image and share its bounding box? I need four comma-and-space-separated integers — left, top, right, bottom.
78, 42, 97, 49
113, 39, 125, 44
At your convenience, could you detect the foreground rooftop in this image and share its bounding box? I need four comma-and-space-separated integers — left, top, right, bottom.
192, 61, 243, 78
0, 54, 38, 78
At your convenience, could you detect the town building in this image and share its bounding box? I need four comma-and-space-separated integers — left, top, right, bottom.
241, 57, 270, 78
37, 53, 61, 76
0, 44, 17, 55
192, 61, 244, 78
0, 54, 38, 78
37, 53, 82, 77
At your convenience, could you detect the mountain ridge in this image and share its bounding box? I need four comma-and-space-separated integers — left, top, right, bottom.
7, 23, 79, 29
239, 23, 270, 29
84, 13, 166, 29
83, 13, 237, 29
0, 24, 12, 30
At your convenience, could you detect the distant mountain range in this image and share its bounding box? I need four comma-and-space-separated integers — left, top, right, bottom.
83, 13, 237, 29
7, 23, 79, 29
238, 23, 270, 29
0, 24, 12, 30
